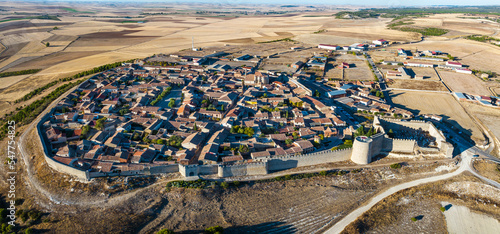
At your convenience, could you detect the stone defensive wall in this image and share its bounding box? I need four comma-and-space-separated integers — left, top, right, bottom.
382, 138, 416, 153
218, 162, 268, 177
266, 148, 352, 172
377, 117, 446, 148
353, 116, 454, 164
182, 148, 352, 178
37, 109, 90, 181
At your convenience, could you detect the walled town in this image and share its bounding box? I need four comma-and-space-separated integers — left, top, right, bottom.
39, 40, 463, 180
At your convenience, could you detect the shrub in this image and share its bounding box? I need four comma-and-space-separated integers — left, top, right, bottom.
390, 163, 402, 169
440, 206, 446, 212
233, 181, 240, 186
319, 171, 327, 176
28, 209, 42, 220
411, 217, 417, 222
205, 225, 224, 234
220, 182, 229, 189
157, 229, 175, 234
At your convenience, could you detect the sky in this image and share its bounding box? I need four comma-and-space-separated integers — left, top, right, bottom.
26, 0, 500, 7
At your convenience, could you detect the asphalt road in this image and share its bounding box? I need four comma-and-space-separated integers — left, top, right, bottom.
323, 148, 499, 234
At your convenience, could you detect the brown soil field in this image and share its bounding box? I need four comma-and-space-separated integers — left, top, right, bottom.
3, 28, 51, 36
387, 79, 448, 91
388, 90, 485, 144
369, 49, 398, 63
344, 64, 373, 81
412, 67, 440, 81
330, 54, 375, 81
438, 70, 491, 95
0, 74, 30, 89
0, 42, 28, 60
46, 34, 78, 41
5, 51, 105, 71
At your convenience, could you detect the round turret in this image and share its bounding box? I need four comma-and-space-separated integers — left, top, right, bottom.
351, 136, 372, 164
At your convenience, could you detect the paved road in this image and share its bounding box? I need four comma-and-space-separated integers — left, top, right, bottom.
323, 148, 499, 234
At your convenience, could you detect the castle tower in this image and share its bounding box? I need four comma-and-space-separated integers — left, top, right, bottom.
351, 136, 372, 164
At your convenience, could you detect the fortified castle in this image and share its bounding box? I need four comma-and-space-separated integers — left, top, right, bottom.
351, 116, 454, 164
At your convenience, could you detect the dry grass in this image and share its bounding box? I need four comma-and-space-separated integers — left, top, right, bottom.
473, 159, 500, 183
397, 39, 500, 74
387, 79, 448, 91
461, 102, 500, 146
389, 90, 485, 144
0, 74, 31, 89
439, 70, 491, 95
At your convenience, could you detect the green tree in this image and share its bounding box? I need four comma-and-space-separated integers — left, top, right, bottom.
314, 90, 320, 97
262, 93, 268, 98
45, 42, 50, 47
168, 98, 176, 108
285, 138, 293, 145
95, 117, 107, 131
205, 225, 224, 234
243, 127, 254, 137
319, 134, 324, 141
81, 125, 90, 137
193, 123, 198, 131
238, 144, 249, 153
119, 108, 129, 116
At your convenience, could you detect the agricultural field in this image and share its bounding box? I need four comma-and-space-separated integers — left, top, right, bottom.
461, 102, 500, 148
334, 53, 374, 81
388, 90, 485, 144
438, 70, 492, 95
410, 14, 496, 36
387, 79, 448, 91
397, 39, 500, 75
412, 67, 440, 81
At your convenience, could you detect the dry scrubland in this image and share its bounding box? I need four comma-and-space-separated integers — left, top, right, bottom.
473, 160, 500, 183
438, 70, 491, 95
388, 90, 485, 144
342, 174, 500, 234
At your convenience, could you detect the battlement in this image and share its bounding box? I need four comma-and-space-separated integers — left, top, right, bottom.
219, 162, 267, 168
391, 138, 417, 142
